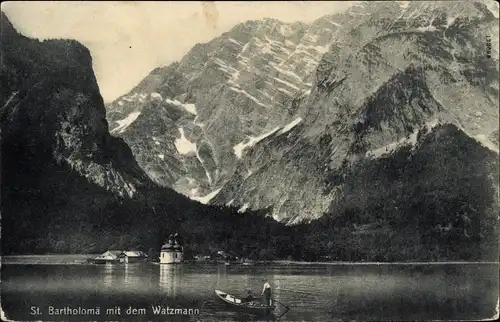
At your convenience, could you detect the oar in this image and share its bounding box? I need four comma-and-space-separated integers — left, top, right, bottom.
276, 288, 315, 295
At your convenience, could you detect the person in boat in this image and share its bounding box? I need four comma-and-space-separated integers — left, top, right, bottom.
261, 278, 272, 306
243, 290, 254, 304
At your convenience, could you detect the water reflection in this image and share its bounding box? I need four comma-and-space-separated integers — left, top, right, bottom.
216, 265, 228, 290
123, 263, 146, 289
241, 272, 251, 290
103, 263, 114, 287
1, 263, 497, 321
159, 264, 182, 297
124, 263, 129, 284
272, 274, 282, 305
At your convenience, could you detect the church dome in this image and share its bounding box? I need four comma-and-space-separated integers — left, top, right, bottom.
161, 243, 174, 251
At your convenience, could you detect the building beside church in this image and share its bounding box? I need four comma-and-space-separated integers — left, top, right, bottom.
159, 233, 183, 264
93, 250, 147, 264
93, 250, 122, 264
119, 250, 148, 263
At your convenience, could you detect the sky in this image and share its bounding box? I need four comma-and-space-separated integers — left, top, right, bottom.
2, 1, 353, 103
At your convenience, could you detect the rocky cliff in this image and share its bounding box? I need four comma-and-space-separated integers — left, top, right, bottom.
1, 13, 154, 197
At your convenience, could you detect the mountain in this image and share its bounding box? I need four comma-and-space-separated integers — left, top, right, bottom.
106, 1, 499, 226
211, 0, 500, 223
1, 15, 154, 197
106, 15, 344, 199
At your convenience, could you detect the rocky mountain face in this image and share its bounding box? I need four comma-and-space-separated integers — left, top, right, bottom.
1, 13, 154, 198
106, 15, 344, 199
212, 0, 499, 224
107, 1, 498, 228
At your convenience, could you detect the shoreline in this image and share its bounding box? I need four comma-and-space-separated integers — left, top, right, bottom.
273, 260, 499, 265
1, 255, 497, 266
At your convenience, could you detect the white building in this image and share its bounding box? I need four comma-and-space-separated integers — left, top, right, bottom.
159, 234, 183, 264
93, 250, 121, 264
119, 250, 147, 264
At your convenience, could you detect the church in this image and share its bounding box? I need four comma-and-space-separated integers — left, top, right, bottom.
159, 233, 184, 264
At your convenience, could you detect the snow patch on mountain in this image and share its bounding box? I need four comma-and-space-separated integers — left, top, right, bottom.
195, 149, 213, 185
278, 117, 303, 135
365, 130, 419, 158
238, 203, 250, 213
228, 37, 243, 46
444, 16, 457, 28
165, 98, 197, 115
296, 44, 330, 54
270, 76, 301, 91
272, 64, 303, 82
424, 119, 441, 132
122, 93, 138, 102
183, 103, 197, 115
193, 115, 205, 128
111, 111, 141, 134
151, 92, 162, 100
416, 25, 438, 32
366, 120, 444, 159
138, 93, 147, 103
214, 57, 239, 73
229, 86, 271, 109
175, 128, 197, 155
473, 135, 499, 153
233, 126, 281, 158
277, 87, 293, 95
192, 187, 222, 204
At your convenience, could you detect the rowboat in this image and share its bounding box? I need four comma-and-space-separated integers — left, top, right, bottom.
214, 290, 275, 316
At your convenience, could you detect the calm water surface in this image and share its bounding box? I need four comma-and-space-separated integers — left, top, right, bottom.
1, 258, 498, 321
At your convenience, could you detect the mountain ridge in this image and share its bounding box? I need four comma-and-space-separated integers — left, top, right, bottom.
103, 1, 498, 228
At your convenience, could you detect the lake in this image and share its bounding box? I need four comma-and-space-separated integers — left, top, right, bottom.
1, 256, 498, 321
